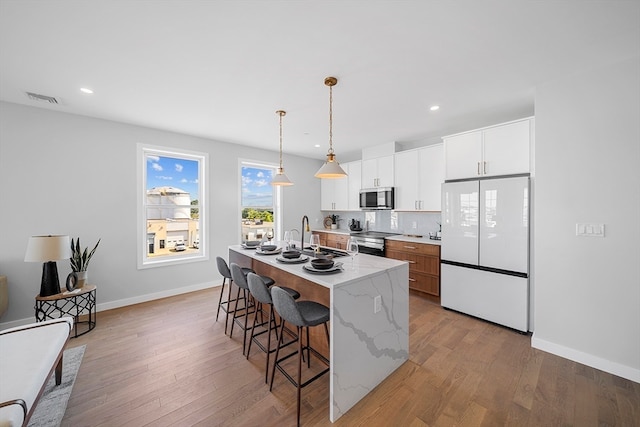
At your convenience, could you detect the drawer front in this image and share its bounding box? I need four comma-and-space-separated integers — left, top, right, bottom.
326, 234, 348, 250
386, 250, 426, 272
386, 250, 440, 275
409, 271, 440, 296
386, 240, 440, 256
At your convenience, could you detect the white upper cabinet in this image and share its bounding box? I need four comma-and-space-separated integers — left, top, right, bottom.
395, 144, 444, 211
362, 155, 394, 188
320, 175, 348, 210
346, 161, 362, 210
444, 118, 532, 180
320, 161, 360, 211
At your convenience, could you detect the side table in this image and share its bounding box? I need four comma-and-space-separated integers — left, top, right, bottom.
35, 284, 97, 338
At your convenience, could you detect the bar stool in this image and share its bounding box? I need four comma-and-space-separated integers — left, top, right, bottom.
215, 256, 253, 335
246, 273, 300, 383
229, 263, 274, 355
269, 286, 330, 427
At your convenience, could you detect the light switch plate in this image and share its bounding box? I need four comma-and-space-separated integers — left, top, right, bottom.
576, 223, 605, 237
374, 295, 381, 313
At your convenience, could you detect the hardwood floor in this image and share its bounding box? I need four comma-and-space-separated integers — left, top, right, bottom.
63, 288, 640, 426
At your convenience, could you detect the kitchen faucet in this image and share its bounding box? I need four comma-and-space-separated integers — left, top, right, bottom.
301, 215, 310, 250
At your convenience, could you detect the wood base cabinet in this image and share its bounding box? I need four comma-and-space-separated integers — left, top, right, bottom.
312, 231, 349, 250
386, 240, 441, 296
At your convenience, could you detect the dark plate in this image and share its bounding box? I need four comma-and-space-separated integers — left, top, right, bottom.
303, 263, 343, 274
276, 255, 309, 264
311, 259, 334, 270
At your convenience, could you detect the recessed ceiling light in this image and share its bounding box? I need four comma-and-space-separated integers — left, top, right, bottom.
80, 88, 93, 94
314, 144, 321, 148
430, 105, 440, 111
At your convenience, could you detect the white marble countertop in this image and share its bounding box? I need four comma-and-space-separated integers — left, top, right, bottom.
229, 244, 407, 290
386, 234, 442, 246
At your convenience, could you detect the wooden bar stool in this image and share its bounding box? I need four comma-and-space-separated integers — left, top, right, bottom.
269, 286, 330, 427
246, 273, 300, 383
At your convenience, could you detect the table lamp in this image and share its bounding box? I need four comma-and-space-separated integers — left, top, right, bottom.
24, 235, 71, 297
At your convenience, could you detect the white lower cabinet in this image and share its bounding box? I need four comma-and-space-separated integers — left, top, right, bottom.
394, 144, 444, 211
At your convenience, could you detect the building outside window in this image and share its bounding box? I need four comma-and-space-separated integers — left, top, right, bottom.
138, 144, 207, 268
240, 162, 281, 243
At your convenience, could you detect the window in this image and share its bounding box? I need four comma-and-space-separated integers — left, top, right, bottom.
240, 161, 281, 243
137, 144, 207, 268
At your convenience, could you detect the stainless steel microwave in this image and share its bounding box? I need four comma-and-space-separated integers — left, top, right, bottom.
359, 187, 395, 210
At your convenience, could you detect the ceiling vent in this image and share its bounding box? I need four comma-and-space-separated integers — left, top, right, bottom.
25, 92, 59, 104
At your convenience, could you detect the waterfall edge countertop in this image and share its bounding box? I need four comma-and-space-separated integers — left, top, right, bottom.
228, 244, 409, 422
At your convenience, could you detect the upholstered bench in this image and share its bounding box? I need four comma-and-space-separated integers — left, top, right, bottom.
0, 317, 73, 427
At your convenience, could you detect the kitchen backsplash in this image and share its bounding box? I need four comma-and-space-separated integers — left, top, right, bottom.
321, 210, 441, 236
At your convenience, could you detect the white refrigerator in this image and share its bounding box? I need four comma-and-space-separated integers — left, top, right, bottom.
441, 175, 530, 332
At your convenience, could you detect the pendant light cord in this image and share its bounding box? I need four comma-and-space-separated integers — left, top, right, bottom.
328, 83, 334, 155
277, 110, 286, 169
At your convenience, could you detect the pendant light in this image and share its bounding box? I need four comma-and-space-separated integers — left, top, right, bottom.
315, 76, 348, 178
271, 110, 294, 186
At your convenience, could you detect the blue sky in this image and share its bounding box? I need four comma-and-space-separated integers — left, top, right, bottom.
242, 166, 273, 207
146, 155, 199, 200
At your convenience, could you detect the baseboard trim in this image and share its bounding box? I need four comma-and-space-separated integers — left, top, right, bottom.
532, 333, 640, 383
0, 281, 223, 331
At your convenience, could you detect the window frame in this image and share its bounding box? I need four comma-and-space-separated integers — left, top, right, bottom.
137, 143, 208, 269
239, 159, 282, 242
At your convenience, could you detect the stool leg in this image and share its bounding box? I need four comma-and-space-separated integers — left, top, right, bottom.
242, 289, 252, 355
216, 277, 227, 321
306, 327, 311, 368
229, 285, 242, 339
264, 306, 275, 384
246, 301, 261, 360
269, 320, 287, 391
223, 279, 234, 335
297, 325, 303, 427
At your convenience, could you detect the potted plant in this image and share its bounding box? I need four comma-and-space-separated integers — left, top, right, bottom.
67, 237, 100, 290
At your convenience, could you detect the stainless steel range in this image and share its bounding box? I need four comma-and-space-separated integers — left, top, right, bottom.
350, 231, 400, 256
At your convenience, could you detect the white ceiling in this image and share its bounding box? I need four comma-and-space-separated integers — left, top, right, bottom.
1, 1, 638, 161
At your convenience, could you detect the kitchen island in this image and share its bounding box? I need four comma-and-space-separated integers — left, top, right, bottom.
229, 244, 409, 422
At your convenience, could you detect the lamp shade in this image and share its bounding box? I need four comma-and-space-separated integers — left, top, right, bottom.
315, 153, 347, 178
272, 168, 294, 186
24, 235, 71, 262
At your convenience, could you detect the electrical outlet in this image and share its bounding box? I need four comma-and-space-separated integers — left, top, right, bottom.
374, 295, 381, 313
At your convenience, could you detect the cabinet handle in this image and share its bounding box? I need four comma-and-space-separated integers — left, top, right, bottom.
403, 260, 416, 264
477, 162, 481, 175
408, 278, 416, 282
403, 245, 417, 249
483, 161, 487, 175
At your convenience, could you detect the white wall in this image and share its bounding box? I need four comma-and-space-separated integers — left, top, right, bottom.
0, 101, 322, 325
533, 56, 640, 382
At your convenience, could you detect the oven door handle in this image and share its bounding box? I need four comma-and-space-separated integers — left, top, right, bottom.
355, 241, 384, 250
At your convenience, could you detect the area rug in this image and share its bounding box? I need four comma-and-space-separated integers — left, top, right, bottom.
27, 345, 86, 427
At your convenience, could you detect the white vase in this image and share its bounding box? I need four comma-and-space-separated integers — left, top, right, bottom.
75, 271, 88, 288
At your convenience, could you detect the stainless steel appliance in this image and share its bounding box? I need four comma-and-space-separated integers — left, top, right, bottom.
441, 175, 530, 332
359, 187, 395, 210
350, 231, 400, 256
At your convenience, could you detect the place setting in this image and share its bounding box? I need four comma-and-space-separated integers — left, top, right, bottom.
254, 244, 282, 255
302, 258, 344, 274
275, 250, 309, 264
